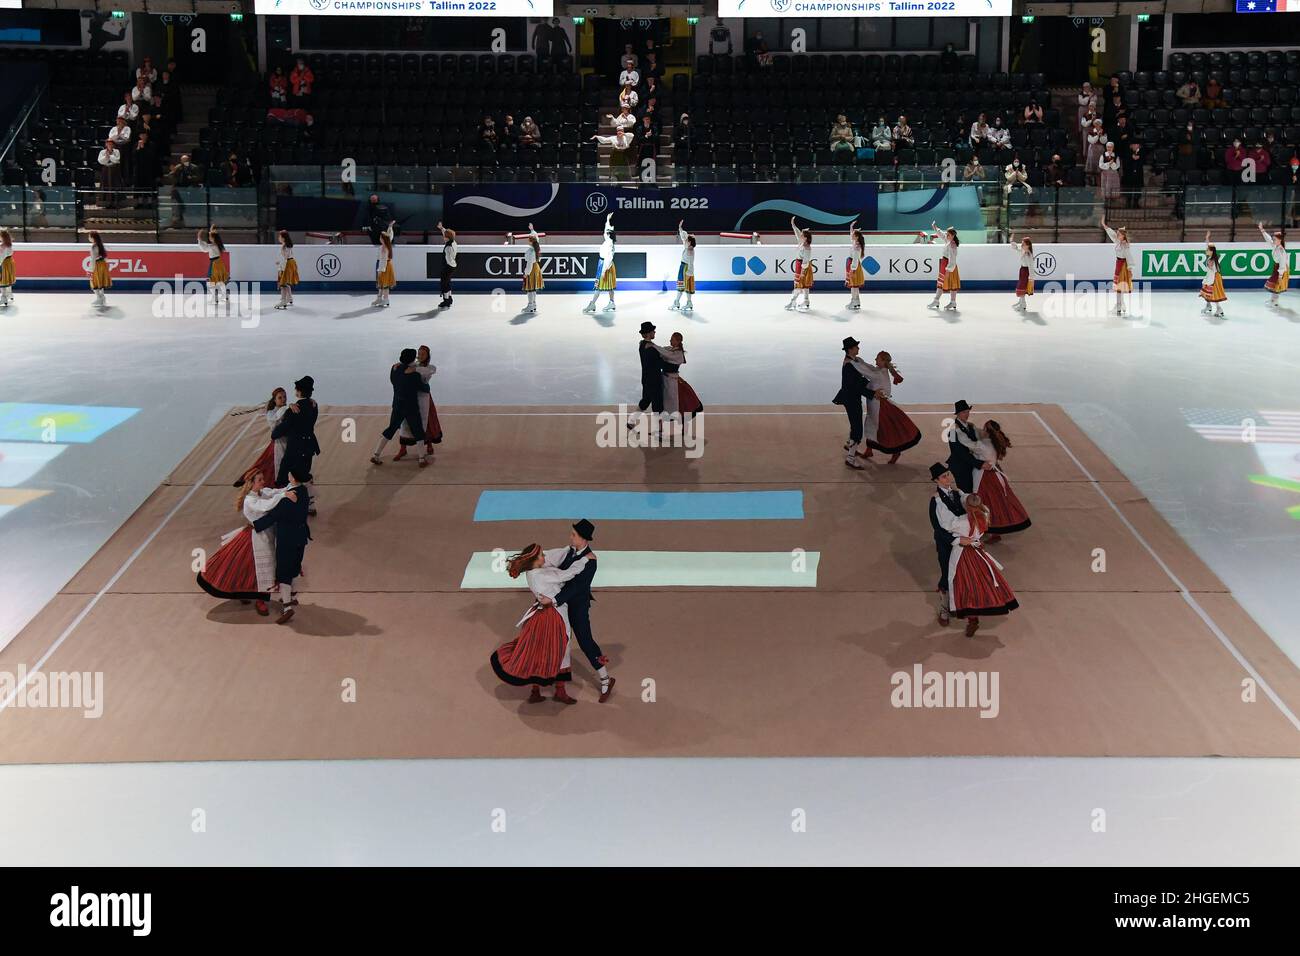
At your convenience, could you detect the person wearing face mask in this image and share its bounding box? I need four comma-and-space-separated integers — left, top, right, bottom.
1085, 120, 1106, 186
1003, 155, 1031, 196
1287, 155, 1300, 227
1225, 139, 1247, 179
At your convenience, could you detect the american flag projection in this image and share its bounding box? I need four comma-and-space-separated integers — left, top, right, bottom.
1236, 0, 1298, 10
1182, 408, 1300, 444
1183, 408, 1300, 520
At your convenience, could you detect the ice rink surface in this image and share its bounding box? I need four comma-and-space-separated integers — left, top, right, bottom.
1, 286, 1298, 865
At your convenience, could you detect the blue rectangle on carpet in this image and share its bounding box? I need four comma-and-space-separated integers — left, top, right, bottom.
473, 490, 804, 522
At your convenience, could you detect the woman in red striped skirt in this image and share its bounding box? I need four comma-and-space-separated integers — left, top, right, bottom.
490, 543, 596, 704
198, 470, 297, 616
1010, 234, 1034, 311
862, 350, 922, 464
934, 494, 1019, 637
970, 420, 1032, 541
395, 344, 443, 461
233, 387, 288, 487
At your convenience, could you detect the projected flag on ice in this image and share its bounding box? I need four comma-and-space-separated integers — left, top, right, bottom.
1181, 408, 1300, 443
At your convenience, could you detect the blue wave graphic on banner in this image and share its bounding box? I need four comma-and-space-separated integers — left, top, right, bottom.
734, 200, 861, 230
453, 183, 559, 218
896, 189, 951, 217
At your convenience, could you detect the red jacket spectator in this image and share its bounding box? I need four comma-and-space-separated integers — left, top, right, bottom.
1224, 143, 1246, 172
290, 59, 314, 98
269, 67, 288, 106
1249, 146, 1272, 178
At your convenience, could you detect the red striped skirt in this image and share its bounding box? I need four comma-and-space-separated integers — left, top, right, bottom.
491, 605, 572, 686
249, 441, 276, 487
196, 526, 266, 600
976, 468, 1032, 535
678, 378, 704, 416
866, 400, 922, 455
1113, 258, 1133, 293
1015, 265, 1034, 296
399, 400, 444, 446
951, 546, 1019, 617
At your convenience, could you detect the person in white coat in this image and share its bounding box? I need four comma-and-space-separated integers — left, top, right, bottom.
520, 223, 544, 313
786, 216, 814, 311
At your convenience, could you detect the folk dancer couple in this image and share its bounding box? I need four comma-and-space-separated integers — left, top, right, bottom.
233, 376, 321, 515
628, 321, 704, 433
491, 519, 616, 704
945, 399, 1032, 541
369, 347, 442, 468
928, 461, 1019, 637
833, 337, 922, 469
198, 463, 312, 626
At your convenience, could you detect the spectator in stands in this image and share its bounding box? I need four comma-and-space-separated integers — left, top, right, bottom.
1177, 126, 1196, 166
1098, 142, 1122, 201
1076, 82, 1097, 137
157, 70, 182, 124
1043, 153, 1067, 188
222, 150, 243, 188
1249, 141, 1273, 180
270, 67, 289, 108
674, 114, 692, 156
1004, 156, 1032, 196
98, 138, 122, 207
1176, 78, 1201, 108
892, 115, 914, 150
366, 194, 392, 245
989, 116, 1010, 152
871, 116, 892, 152
969, 113, 990, 150
1022, 99, 1044, 127
1122, 142, 1145, 208
290, 57, 315, 107
136, 56, 157, 86
107, 115, 131, 152
478, 115, 499, 150
830, 115, 856, 159
639, 116, 658, 163
940, 43, 959, 74
1085, 119, 1106, 185
118, 92, 139, 124
132, 130, 157, 190
1225, 138, 1247, 176
963, 156, 983, 181
519, 115, 542, 149
1286, 155, 1300, 226
1079, 106, 1098, 146
1112, 114, 1132, 154
643, 52, 662, 82
619, 83, 639, 111
747, 31, 773, 69
532, 19, 571, 61
643, 96, 661, 128
169, 153, 202, 187
131, 75, 152, 107
709, 19, 733, 55
608, 106, 636, 133
621, 44, 639, 72
1202, 78, 1226, 109
591, 128, 635, 152
1103, 93, 1125, 132
500, 115, 519, 148
643, 75, 664, 105
619, 60, 640, 89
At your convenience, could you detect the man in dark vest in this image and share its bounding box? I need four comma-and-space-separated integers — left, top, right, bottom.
540, 519, 615, 702
252, 465, 312, 625
628, 321, 665, 430
946, 399, 984, 494
929, 462, 968, 627
273, 375, 321, 515
832, 336, 877, 470
369, 348, 430, 467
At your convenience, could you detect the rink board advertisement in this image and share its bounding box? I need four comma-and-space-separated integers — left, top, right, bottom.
11, 242, 1295, 290
441, 182, 887, 234
717, 0, 1012, 17
254, 0, 553, 16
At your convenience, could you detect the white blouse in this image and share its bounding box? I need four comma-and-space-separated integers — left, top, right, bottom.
679, 226, 694, 270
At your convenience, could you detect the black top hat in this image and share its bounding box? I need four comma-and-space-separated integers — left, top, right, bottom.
639, 321, 656, 334
295, 375, 315, 394
929, 462, 951, 481
954, 399, 971, 414
572, 518, 595, 541
399, 347, 417, 365
842, 336, 860, 351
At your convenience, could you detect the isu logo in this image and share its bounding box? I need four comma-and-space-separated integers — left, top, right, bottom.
1034, 252, 1057, 277
316, 253, 341, 277
82, 256, 147, 274
584, 192, 608, 215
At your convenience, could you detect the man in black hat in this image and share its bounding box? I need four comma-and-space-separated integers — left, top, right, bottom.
946, 399, 986, 494
929, 462, 968, 627
369, 348, 430, 468
832, 336, 877, 470
273, 376, 321, 515
539, 518, 615, 702
628, 321, 665, 430
252, 464, 313, 625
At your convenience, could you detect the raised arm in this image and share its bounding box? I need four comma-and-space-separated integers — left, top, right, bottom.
678, 219, 688, 245
1257, 222, 1271, 242
791, 217, 802, 243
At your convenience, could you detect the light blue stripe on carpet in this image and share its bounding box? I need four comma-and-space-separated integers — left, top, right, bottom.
472, 490, 804, 522
459, 551, 819, 588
